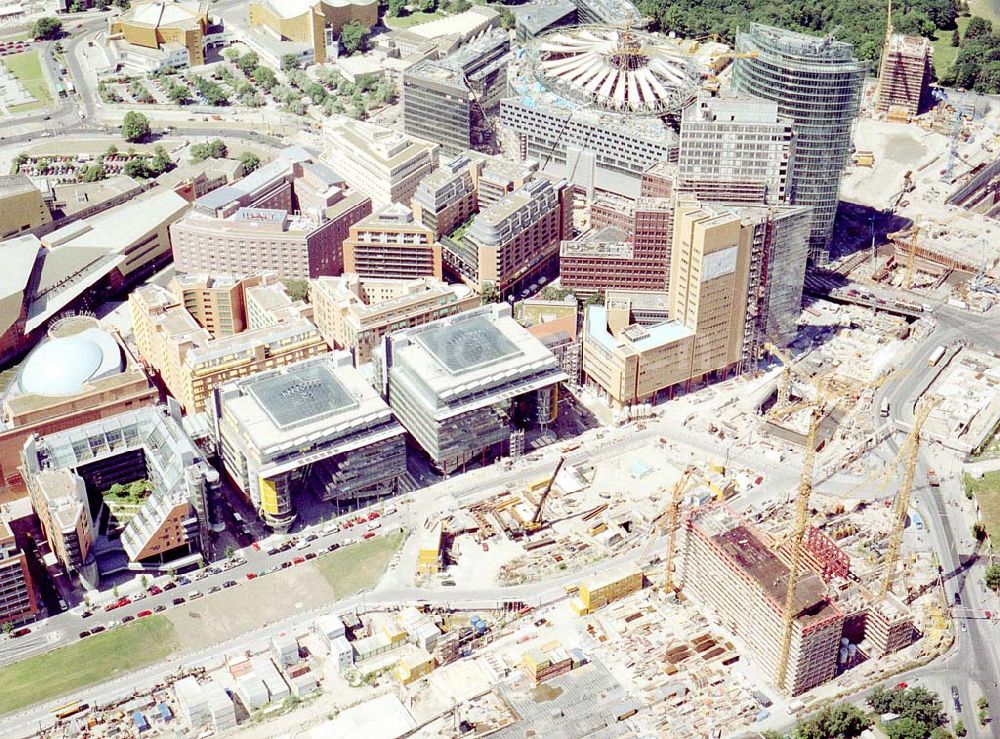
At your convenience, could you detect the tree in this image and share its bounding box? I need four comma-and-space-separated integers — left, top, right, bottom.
387, 0, 406, 16
973, 521, 987, 542
123, 157, 151, 179
585, 290, 605, 307
281, 278, 310, 302
120, 111, 150, 142
140, 575, 149, 589
149, 145, 172, 175
252, 65, 277, 91
236, 50, 260, 75
281, 54, 300, 71
986, 564, 1000, 591
224, 545, 235, 560
951, 28, 961, 47
340, 20, 368, 55
31, 17, 62, 40
105, 143, 119, 157
190, 138, 228, 162
791, 704, 871, 739
223, 47, 240, 63
239, 151, 261, 173
868, 686, 945, 728
930, 729, 954, 739
955, 720, 966, 736
964, 16, 993, 40
480, 281, 500, 305
450, 0, 471, 11
499, 7, 515, 30
80, 163, 107, 182
417, 0, 436, 11
2, 621, 13, 636
884, 717, 931, 739
112, 584, 119, 598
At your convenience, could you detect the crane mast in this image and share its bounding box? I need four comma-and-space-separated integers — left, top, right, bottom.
664, 467, 696, 592
878, 399, 936, 599
775, 408, 822, 693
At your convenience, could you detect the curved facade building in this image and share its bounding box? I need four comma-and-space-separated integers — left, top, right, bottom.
249, 0, 377, 63
109, 0, 209, 69
733, 24, 864, 264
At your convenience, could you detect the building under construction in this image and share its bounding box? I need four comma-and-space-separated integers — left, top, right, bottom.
876, 34, 932, 120
682, 506, 845, 695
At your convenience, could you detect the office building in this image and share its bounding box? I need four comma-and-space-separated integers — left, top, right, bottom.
170, 151, 371, 280
109, 0, 209, 72
876, 34, 932, 120
0, 174, 51, 239
323, 118, 439, 208
343, 204, 443, 281
678, 95, 794, 204
572, 0, 638, 24
470, 153, 537, 208
733, 24, 864, 263
311, 274, 478, 364
518, 297, 580, 383
561, 195, 673, 295
411, 156, 478, 239
247, 0, 377, 65
130, 274, 326, 412
682, 505, 844, 695
23, 406, 220, 586
402, 31, 510, 155
501, 26, 699, 196
216, 353, 406, 531
446, 177, 572, 295
0, 519, 39, 625
381, 304, 567, 474
509, 0, 576, 42
0, 317, 158, 498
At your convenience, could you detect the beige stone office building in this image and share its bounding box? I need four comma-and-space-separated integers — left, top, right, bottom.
323, 118, 439, 208
130, 274, 326, 412
311, 274, 478, 364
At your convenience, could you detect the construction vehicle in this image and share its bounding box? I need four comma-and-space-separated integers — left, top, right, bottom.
878, 398, 937, 599
515, 456, 565, 537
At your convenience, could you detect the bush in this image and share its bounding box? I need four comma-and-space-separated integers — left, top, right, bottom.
340, 20, 368, 55
239, 151, 261, 173
190, 139, 228, 162
31, 16, 62, 40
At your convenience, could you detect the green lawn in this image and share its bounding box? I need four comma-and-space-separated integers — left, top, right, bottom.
316, 531, 406, 599
2, 50, 52, 112
964, 471, 1000, 544
0, 617, 178, 716
385, 10, 445, 28
930, 17, 971, 79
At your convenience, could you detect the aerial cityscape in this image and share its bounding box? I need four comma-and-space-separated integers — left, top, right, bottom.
0, 0, 998, 735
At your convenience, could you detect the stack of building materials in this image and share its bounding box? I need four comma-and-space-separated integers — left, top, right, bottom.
230, 656, 269, 710
398, 607, 442, 652
174, 677, 236, 733
286, 664, 319, 697
570, 565, 643, 615
394, 646, 436, 685
251, 656, 290, 703
203, 682, 237, 732
522, 641, 577, 685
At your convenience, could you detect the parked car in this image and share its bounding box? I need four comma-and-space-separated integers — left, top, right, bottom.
246, 572, 257, 581
305, 534, 318, 543
222, 580, 237, 588
172, 597, 186, 606
266, 548, 279, 556
362, 531, 376, 540
78, 631, 91, 639
304, 552, 317, 560
153, 605, 167, 613
327, 543, 340, 552
293, 556, 305, 565
80, 610, 93, 619
189, 591, 203, 600
137, 610, 153, 618
90, 625, 106, 634
177, 577, 192, 586
209, 585, 221, 593
11, 627, 31, 638
121, 615, 134, 623
147, 585, 162, 596
163, 582, 177, 591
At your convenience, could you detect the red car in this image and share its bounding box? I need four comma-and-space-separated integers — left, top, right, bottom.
363, 531, 376, 540
342, 520, 354, 529
148, 585, 162, 596
246, 573, 257, 581
136, 610, 153, 618
368, 511, 380, 520
354, 516, 366, 524
251, 541, 260, 551
896, 682, 908, 690
11, 627, 30, 638
293, 556, 305, 565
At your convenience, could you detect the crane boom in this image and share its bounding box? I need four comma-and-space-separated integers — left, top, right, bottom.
878, 399, 936, 599
531, 456, 565, 526
775, 407, 822, 693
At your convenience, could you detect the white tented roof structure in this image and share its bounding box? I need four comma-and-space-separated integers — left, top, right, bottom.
532, 26, 700, 114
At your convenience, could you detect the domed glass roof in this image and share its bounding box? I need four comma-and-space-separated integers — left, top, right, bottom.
17, 332, 121, 397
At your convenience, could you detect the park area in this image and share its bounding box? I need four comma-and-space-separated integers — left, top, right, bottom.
964, 471, 1000, 543
0, 617, 178, 716
1, 50, 51, 113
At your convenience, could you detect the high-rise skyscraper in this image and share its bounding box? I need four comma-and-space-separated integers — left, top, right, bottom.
733, 24, 864, 264
678, 94, 794, 205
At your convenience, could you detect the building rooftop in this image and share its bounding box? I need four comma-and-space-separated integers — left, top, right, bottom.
15, 326, 123, 397
739, 23, 864, 67
561, 227, 632, 258
509, 0, 576, 37
246, 362, 356, 429
415, 313, 521, 374
124, 0, 205, 29
691, 506, 839, 626
585, 304, 692, 354
325, 118, 438, 170
0, 173, 41, 197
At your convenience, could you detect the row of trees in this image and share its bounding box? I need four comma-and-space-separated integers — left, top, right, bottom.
939, 17, 1000, 93
765, 686, 953, 739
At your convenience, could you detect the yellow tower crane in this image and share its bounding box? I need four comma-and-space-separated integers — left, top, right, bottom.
878, 398, 938, 600
775, 406, 824, 694
664, 467, 697, 592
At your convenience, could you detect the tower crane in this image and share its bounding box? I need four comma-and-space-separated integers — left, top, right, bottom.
775, 405, 824, 694
663, 467, 696, 592
878, 398, 937, 600
763, 342, 808, 411
888, 225, 920, 289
